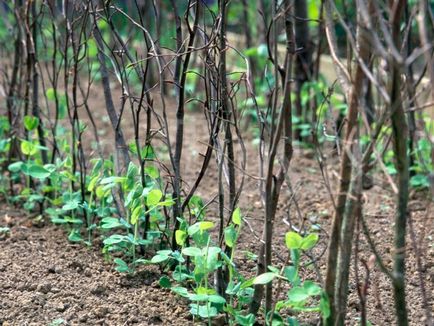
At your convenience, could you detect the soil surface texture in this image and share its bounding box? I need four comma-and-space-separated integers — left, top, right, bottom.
0, 204, 192, 325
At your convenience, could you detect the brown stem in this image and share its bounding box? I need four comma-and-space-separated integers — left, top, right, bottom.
250, 3, 294, 315
171, 0, 201, 250
389, 1, 409, 325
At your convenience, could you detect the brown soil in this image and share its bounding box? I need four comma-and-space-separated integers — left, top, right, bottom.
1, 81, 433, 326
0, 204, 192, 325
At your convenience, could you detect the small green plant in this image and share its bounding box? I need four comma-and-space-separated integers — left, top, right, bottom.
49, 318, 66, 326
147, 209, 325, 325
273, 232, 329, 324
0, 117, 11, 198
145, 208, 256, 325
410, 137, 433, 188
383, 136, 433, 190
7, 116, 52, 210
99, 161, 173, 273
3, 108, 176, 277
158, 219, 226, 323
144, 205, 328, 325
241, 231, 329, 325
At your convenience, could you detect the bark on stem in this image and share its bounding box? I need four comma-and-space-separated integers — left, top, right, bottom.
324, 1, 372, 323
249, 3, 294, 315
171, 0, 201, 250
389, 1, 409, 324
92, 11, 131, 175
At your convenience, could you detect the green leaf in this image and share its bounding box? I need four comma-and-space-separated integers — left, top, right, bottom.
235, 313, 256, 326
137, 238, 153, 246
146, 189, 163, 206
21, 140, 37, 156
125, 185, 140, 208
51, 217, 68, 224
126, 162, 138, 180
189, 304, 218, 318
23, 115, 39, 131
240, 277, 255, 289
171, 286, 189, 297
0, 227, 11, 233
95, 185, 105, 199
283, 266, 299, 284
187, 223, 201, 236
269, 312, 284, 326
158, 198, 175, 207
64, 216, 83, 225
103, 234, 127, 246
175, 230, 187, 246
151, 254, 170, 264
134, 258, 151, 266
197, 287, 215, 295
208, 294, 226, 304
303, 281, 322, 296
182, 246, 202, 257
8, 161, 24, 173
300, 233, 319, 250
131, 205, 142, 225
43, 164, 56, 173
88, 175, 99, 192
19, 162, 31, 175
268, 265, 280, 274
287, 286, 309, 302
100, 217, 123, 229
159, 276, 172, 288
21, 187, 31, 196
142, 145, 156, 159
308, 0, 321, 20
232, 207, 242, 225
114, 262, 130, 273
49, 318, 66, 326
28, 165, 51, 179
253, 272, 277, 285
157, 249, 173, 256
114, 258, 130, 273
195, 285, 210, 293
100, 176, 126, 185
46, 88, 56, 101
172, 267, 189, 282
188, 293, 209, 301
62, 199, 80, 211
244, 46, 258, 57
285, 232, 303, 249
224, 225, 237, 247
87, 38, 98, 57
320, 291, 331, 318
145, 165, 160, 179
205, 247, 222, 271
199, 221, 214, 231
410, 174, 429, 188
68, 229, 82, 242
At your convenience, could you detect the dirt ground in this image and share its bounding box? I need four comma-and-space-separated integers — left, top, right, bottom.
0, 204, 192, 325
1, 80, 433, 325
